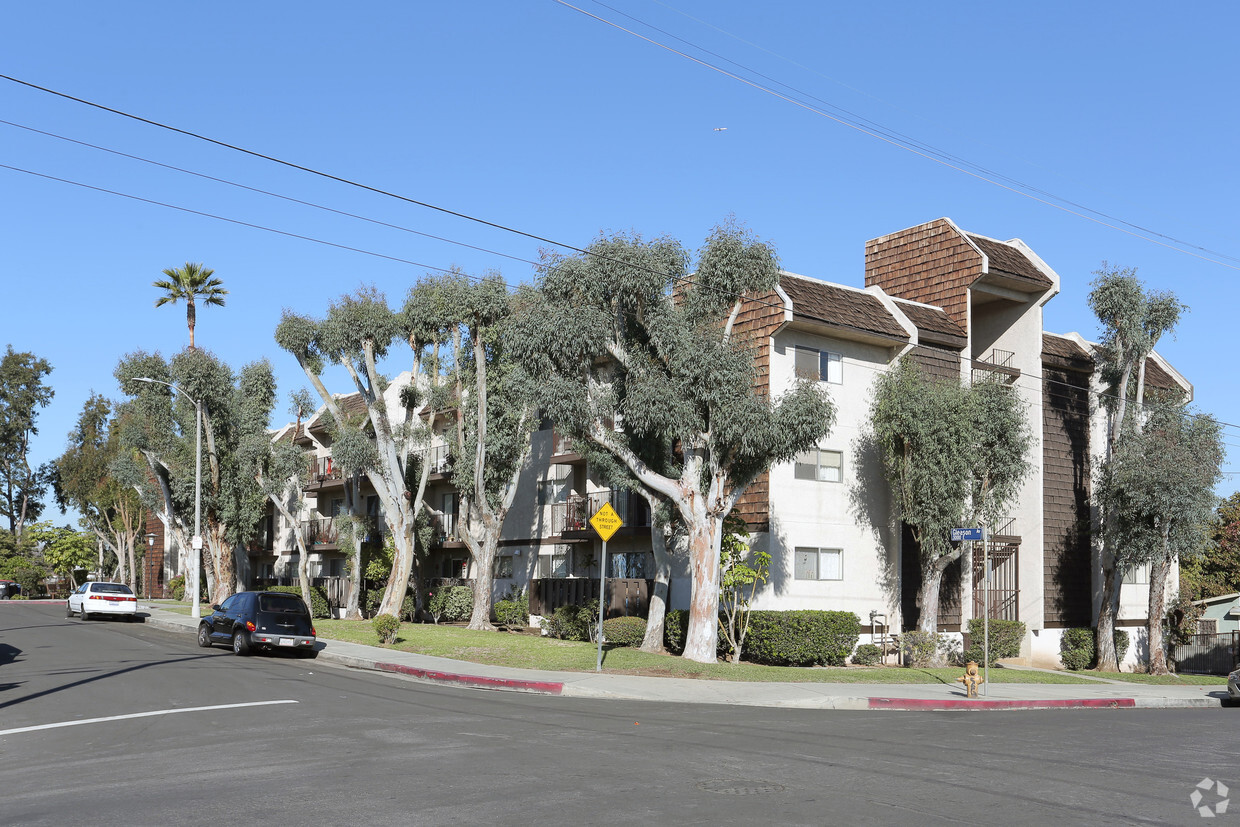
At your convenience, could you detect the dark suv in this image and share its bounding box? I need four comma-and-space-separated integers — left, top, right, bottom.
197, 591, 318, 658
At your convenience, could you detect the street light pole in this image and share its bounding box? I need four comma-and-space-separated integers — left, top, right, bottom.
133, 377, 203, 619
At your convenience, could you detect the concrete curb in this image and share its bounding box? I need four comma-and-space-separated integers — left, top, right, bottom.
73, 606, 1237, 712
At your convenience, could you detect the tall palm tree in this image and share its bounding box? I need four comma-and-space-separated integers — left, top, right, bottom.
153, 262, 228, 350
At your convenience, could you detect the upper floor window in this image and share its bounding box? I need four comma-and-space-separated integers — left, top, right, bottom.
1122, 562, 1150, 585
795, 347, 842, 384
794, 448, 843, 482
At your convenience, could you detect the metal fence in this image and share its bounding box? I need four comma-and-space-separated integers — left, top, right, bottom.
1172, 631, 1239, 675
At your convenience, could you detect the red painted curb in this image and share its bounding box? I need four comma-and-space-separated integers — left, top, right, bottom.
375, 662, 564, 695
868, 697, 1136, 711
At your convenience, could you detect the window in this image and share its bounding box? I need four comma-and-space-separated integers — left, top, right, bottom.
794, 448, 843, 482
494, 555, 514, 579
609, 552, 648, 579
794, 547, 842, 581
539, 478, 569, 506
1122, 563, 1150, 585
539, 550, 570, 579
1197, 618, 1218, 635
795, 347, 842, 384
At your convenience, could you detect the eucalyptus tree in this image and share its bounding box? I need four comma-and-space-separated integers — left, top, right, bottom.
115, 348, 267, 604
241, 389, 317, 608
869, 360, 1031, 636
432, 272, 538, 631
1088, 265, 1185, 670
1097, 400, 1222, 674
511, 225, 835, 663
276, 285, 446, 619
0, 346, 55, 542
153, 262, 228, 351
54, 394, 145, 588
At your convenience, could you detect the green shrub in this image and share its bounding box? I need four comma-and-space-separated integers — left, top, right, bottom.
428, 585, 474, 622
495, 587, 529, 629
1059, 627, 1130, 670
266, 584, 331, 619
743, 610, 861, 666
664, 609, 689, 654
852, 643, 882, 666
372, 613, 400, 644
1060, 627, 1095, 670
963, 618, 1026, 665
169, 575, 185, 602
363, 589, 383, 618
602, 616, 647, 646
542, 600, 598, 641
1114, 629, 1130, 665
898, 630, 940, 667
401, 593, 417, 622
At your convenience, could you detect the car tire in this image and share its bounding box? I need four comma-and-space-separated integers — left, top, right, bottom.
79, 607, 89, 621
232, 631, 251, 656
66, 603, 74, 619
197, 624, 213, 648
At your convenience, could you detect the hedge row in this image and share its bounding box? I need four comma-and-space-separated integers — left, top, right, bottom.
663, 609, 861, 666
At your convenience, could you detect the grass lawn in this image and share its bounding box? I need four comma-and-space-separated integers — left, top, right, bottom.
312, 617, 1102, 684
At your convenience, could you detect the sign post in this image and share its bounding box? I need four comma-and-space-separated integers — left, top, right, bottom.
590, 502, 623, 672
951, 526, 988, 696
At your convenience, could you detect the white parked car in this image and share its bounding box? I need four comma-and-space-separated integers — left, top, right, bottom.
1229, 667, 1240, 702
67, 582, 139, 621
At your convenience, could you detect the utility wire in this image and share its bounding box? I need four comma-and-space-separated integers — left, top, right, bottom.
0, 118, 544, 271
556, 1, 1240, 272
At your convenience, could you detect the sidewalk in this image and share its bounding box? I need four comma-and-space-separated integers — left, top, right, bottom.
138, 604, 1232, 712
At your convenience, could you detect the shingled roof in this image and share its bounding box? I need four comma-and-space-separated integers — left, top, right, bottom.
892, 299, 966, 350
1042, 334, 1093, 372
967, 234, 1055, 290
780, 276, 908, 342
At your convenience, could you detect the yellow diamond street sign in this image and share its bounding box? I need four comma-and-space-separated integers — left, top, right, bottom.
589, 502, 623, 542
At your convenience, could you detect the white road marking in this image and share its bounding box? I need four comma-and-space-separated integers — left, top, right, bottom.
0, 700, 298, 736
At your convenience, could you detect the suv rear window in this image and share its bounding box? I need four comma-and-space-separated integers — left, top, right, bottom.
259, 594, 308, 614
93, 583, 134, 595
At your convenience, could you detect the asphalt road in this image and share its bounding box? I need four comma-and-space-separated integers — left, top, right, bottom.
1, 602, 1235, 826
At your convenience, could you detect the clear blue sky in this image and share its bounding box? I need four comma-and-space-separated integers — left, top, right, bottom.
5, 1, 1238, 525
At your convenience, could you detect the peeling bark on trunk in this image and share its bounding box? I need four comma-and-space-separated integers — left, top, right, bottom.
682, 513, 723, 664
639, 517, 673, 654
1095, 566, 1121, 671
1147, 546, 1172, 676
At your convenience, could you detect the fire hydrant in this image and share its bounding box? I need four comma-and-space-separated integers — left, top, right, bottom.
956, 661, 985, 698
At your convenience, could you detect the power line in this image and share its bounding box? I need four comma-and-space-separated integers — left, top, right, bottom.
3, 79, 1234, 437
556, 1, 1240, 272
0, 118, 545, 272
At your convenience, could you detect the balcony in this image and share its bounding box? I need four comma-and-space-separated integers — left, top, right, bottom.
971, 349, 1019, 385
304, 456, 344, 493
549, 429, 583, 464
550, 489, 652, 537
429, 512, 464, 548
300, 515, 385, 550
421, 444, 454, 479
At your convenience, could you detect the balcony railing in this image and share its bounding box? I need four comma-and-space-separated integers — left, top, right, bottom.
549, 489, 652, 535
420, 444, 453, 476
430, 512, 459, 544
305, 456, 344, 487
302, 517, 339, 547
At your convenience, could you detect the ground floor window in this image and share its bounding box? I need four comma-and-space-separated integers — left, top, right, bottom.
494, 555, 514, 579
608, 551, 649, 579
794, 547, 842, 581
538, 549, 570, 578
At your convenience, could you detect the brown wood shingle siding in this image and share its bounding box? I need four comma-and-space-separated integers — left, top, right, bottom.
1041, 352, 1093, 628
865, 219, 981, 334
910, 345, 962, 383
731, 288, 787, 530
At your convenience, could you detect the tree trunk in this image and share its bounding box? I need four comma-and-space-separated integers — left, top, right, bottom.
465, 512, 499, 631
1095, 565, 1121, 671
639, 519, 673, 654
682, 513, 723, 664
917, 564, 942, 637
1147, 545, 1172, 675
